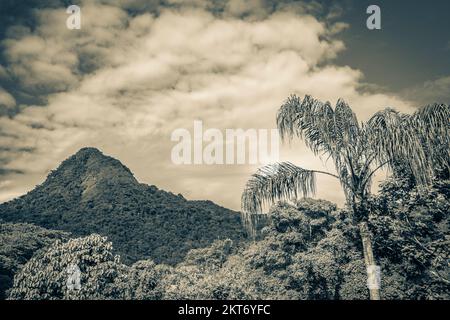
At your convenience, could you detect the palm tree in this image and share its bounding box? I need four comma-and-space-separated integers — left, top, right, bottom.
241, 94, 449, 300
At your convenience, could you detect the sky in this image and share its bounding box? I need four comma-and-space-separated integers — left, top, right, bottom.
0, 0, 449, 210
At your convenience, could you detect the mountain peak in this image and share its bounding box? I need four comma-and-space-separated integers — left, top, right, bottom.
42, 148, 138, 201
0, 148, 244, 265
74, 147, 104, 157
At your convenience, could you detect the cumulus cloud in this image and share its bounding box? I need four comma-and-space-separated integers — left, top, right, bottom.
0, 1, 416, 209
0, 87, 16, 110
401, 76, 450, 106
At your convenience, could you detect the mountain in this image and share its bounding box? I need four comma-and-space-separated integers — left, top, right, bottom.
0, 147, 246, 264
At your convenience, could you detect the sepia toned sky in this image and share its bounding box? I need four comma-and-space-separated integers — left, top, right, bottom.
0, 0, 449, 210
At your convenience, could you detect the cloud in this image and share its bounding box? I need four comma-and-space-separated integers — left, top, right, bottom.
0, 1, 415, 209
0, 87, 16, 110
0, 64, 9, 80
401, 76, 450, 106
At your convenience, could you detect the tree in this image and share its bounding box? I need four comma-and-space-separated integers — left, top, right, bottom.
122, 260, 170, 300
0, 223, 69, 299
159, 239, 237, 299
369, 173, 450, 299
241, 95, 449, 299
8, 234, 127, 300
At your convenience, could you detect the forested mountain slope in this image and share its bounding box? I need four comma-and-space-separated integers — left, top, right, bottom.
0, 148, 245, 264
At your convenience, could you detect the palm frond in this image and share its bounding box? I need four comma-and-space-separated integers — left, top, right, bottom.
411, 103, 450, 174
334, 98, 360, 148
366, 108, 432, 185
241, 162, 317, 237
412, 103, 449, 137
276, 94, 305, 142
241, 162, 317, 213
277, 95, 336, 156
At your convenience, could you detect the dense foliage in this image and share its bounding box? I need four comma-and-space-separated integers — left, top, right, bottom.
0, 222, 69, 299
9, 234, 126, 300
10, 190, 447, 300
368, 175, 450, 299
5, 199, 365, 299
0, 148, 245, 265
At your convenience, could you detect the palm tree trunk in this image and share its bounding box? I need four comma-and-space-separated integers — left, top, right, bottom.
359, 221, 381, 300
